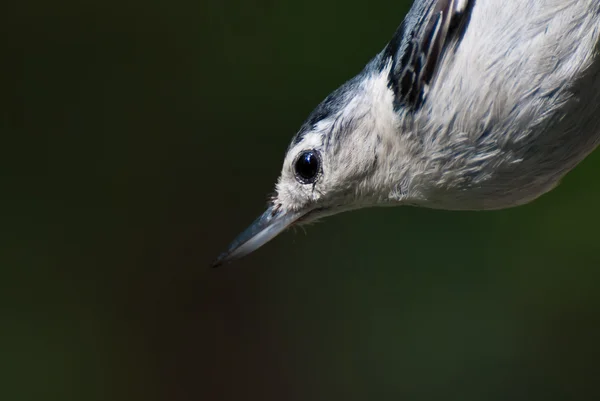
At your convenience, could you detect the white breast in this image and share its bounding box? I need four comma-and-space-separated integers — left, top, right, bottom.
412, 0, 600, 210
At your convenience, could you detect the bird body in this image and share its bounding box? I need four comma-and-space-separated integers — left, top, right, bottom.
404, 0, 600, 210
214, 0, 600, 265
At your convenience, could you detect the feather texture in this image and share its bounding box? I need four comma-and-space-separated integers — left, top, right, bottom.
385, 0, 474, 110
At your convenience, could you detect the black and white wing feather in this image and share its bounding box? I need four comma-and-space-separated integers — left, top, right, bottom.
384, 0, 474, 110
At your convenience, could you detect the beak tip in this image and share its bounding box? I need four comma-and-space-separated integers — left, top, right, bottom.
210, 253, 229, 268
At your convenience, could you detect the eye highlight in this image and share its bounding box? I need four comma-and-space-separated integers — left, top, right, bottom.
294, 150, 321, 184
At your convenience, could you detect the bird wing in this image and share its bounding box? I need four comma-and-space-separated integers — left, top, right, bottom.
384, 0, 474, 110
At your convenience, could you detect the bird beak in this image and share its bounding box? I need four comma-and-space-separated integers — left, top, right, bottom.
212, 204, 304, 267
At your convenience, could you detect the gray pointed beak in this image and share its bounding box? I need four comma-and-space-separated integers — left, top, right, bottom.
212, 204, 304, 267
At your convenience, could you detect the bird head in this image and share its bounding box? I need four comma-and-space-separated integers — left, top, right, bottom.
212, 65, 413, 267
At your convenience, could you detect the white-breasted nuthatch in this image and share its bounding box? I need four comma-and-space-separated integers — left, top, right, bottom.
213, 0, 600, 266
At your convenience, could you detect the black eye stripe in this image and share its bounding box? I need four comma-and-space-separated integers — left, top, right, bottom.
294, 150, 321, 185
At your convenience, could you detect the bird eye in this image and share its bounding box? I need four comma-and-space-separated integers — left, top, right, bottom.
294, 150, 321, 184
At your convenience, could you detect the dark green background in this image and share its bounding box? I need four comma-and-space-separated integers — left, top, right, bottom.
2, 1, 600, 400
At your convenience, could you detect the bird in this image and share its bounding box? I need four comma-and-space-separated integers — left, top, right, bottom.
213, 0, 600, 267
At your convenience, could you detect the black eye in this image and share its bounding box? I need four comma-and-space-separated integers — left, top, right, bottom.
294, 150, 321, 184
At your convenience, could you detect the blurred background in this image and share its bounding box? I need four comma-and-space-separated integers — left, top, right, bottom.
2, 0, 600, 400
